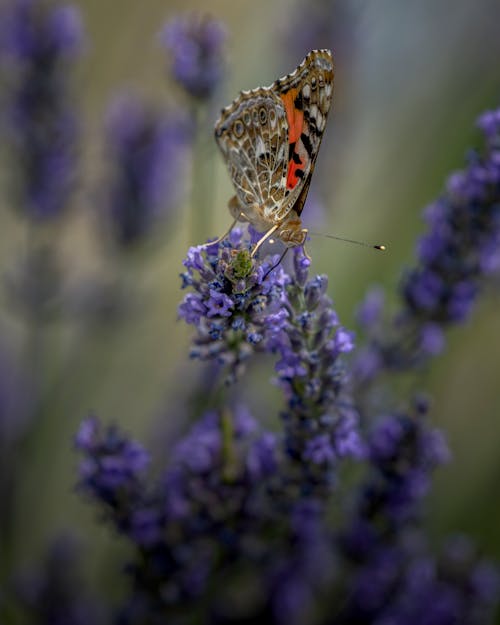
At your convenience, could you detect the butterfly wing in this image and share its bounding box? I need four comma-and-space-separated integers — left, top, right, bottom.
215, 49, 334, 231
274, 49, 334, 218
215, 89, 290, 229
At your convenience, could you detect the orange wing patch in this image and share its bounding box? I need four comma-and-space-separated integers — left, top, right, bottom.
281, 89, 306, 191
281, 89, 303, 143
286, 155, 304, 190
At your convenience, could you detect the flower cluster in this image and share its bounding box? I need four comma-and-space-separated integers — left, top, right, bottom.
335, 404, 499, 624
75, 416, 150, 526
353, 106, 500, 386
270, 249, 364, 493
75, 408, 303, 623
347, 404, 450, 545
2, 3, 498, 624
179, 229, 290, 383
0, 0, 83, 219
160, 14, 226, 100
102, 94, 188, 248
376, 536, 500, 625
74, 405, 500, 624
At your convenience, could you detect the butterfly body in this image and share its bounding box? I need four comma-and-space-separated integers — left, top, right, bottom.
215, 49, 334, 249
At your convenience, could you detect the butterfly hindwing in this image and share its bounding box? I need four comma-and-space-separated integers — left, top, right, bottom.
215, 89, 290, 228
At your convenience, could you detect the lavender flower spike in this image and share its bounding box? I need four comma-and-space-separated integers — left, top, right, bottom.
335, 403, 499, 624
103, 93, 188, 248
0, 0, 84, 220
179, 228, 290, 383
160, 13, 226, 100
75, 416, 150, 521
271, 248, 365, 493
355, 105, 500, 382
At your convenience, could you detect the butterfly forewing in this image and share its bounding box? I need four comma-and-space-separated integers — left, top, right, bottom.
275, 49, 334, 217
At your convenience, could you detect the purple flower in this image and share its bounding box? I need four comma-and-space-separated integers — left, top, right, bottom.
160, 14, 226, 100
419, 323, 445, 356
71, 102, 500, 625
357, 409, 450, 531
206, 289, 233, 317
304, 434, 336, 464
115, 406, 283, 617
75, 416, 150, 510
371, 539, 500, 625
334, 401, 498, 625
477, 108, 500, 143
356, 287, 385, 328
246, 432, 278, 479
264, 248, 365, 493
284, 0, 355, 70
354, 105, 500, 383
103, 93, 188, 247
179, 228, 290, 383
0, 0, 84, 60
270, 500, 335, 625
0, 0, 83, 220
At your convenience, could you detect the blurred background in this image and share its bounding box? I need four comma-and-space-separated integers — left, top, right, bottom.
1, 0, 500, 609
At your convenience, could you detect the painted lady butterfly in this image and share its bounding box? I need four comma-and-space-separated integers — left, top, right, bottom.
214, 49, 334, 255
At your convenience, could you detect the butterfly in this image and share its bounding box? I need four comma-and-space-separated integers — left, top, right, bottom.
213, 49, 334, 256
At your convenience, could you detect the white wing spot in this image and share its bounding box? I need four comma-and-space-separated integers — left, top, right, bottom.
255, 136, 266, 158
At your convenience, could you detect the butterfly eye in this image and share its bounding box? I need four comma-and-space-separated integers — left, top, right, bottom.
311, 76, 317, 90
243, 111, 251, 126
259, 108, 267, 124
233, 120, 244, 137
268, 109, 276, 124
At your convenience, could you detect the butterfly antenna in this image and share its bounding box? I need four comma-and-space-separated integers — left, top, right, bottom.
262, 248, 289, 281
309, 231, 386, 251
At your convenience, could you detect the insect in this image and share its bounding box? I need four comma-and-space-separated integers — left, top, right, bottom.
213, 49, 334, 257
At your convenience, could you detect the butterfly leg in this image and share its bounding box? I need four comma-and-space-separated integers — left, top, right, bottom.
228, 195, 247, 221
277, 213, 308, 247
251, 224, 280, 258
302, 236, 312, 261
198, 217, 238, 249
199, 197, 246, 248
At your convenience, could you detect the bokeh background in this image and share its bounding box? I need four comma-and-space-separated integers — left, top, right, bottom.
2, 0, 500, 610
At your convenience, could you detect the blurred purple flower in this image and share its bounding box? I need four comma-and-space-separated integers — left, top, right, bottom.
283, 0, 356, 67
103, 93, 188, 248
160, 14, 226, 100
0, 0, 83, 220
1, 0, 83, 59
354, 106, 500, 383
333, 403, 500, 625
77, 408, 291, 623
13, 533, 104, 625
370, 538, 500, 625
75, 416, 150, 512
